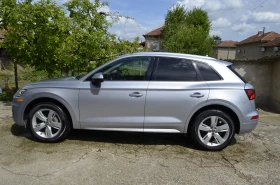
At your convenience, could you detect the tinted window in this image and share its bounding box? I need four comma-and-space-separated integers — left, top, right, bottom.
227, 65, 247, 83
196, 62, 221, 81
93, 57, 152, 81
154, 57, 198, 81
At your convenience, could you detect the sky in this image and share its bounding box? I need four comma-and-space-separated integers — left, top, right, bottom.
57, 0, 280, 42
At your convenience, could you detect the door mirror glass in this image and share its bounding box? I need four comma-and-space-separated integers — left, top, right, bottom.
91, 73, 104, 84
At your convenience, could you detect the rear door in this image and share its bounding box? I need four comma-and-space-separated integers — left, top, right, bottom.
144, 57, 210, 133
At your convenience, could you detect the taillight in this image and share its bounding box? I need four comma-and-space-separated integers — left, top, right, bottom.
251, 115, 259, 120
245, 89, 255, 100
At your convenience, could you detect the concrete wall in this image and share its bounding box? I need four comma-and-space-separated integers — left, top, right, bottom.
144, 36, 162, 52
232, 61, 272, 108
236, 43, 280, 60
231, 59, 280, 113
215, 47, 236, 60
270, 61, 280, 112
263, 47, 280, 57
236, 43, 263, 60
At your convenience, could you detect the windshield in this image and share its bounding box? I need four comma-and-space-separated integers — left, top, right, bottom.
75, 74, 85, 80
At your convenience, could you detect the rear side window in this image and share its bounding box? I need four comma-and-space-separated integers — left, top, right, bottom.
227, 65, 247, 83
195, 62, 221, 81
154, 57, 198, 81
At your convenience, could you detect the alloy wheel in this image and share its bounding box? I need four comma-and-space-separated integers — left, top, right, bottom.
31, 108, 62, 139
197, 116, 230, 146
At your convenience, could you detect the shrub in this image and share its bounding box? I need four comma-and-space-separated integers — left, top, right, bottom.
0, 70, 13, 89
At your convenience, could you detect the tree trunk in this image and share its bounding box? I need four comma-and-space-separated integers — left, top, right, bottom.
61, 68, 69, 77
14, 61, 19, 92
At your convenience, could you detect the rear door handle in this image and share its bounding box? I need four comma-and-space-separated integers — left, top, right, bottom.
129, 92, 143, 98
190, 92, 204, 98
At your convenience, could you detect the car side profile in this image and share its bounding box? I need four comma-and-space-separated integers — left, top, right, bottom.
12, 52, 258, 151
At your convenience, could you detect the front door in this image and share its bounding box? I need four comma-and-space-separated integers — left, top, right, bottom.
144, 57, 210, 133
79, 56, 154, 131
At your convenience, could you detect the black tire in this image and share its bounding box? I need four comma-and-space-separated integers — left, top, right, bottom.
27, 102, 71, 142
190, 109, 235, 151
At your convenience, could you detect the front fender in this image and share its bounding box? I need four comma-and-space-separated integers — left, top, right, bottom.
22, 88, 80, 129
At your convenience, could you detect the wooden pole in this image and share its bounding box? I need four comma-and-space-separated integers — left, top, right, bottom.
14, 60, 18, 91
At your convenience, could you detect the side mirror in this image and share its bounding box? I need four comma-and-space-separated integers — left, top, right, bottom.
91, 73, 104, 84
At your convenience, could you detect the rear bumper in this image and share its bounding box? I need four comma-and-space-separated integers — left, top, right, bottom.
239, 120, 258, 134
239, 110, 259, 134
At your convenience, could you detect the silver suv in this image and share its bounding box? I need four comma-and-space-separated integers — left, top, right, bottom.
12, 52, 258, 151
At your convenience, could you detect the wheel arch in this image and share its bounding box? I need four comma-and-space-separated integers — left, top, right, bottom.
24, 97, 76, 129
185, 104, 241, 134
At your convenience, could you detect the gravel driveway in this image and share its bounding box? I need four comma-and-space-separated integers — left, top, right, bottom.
0, 102, 280, 185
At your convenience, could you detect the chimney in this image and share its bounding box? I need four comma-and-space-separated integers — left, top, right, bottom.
258, 31, 263, 37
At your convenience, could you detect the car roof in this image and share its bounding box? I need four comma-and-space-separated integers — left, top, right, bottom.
127, 52, 232, 66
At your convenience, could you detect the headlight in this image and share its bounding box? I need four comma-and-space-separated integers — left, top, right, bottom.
15, 89, 26, 97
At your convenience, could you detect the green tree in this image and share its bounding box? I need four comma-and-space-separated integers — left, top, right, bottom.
0, 0, 71, 78
0, 0, 141, 82
162, 5, 214, 56
213, 35, 222, 44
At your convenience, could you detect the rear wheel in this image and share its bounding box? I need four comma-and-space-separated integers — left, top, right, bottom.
190, 109, 235, 151
27, 103, 71, 142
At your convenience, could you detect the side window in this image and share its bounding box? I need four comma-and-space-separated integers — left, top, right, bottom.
154, 57, 198, 81
94, 57, 152, 81
195, 62, 221, 81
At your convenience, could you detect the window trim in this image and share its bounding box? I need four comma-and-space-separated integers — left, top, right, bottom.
85, 56, 156, 82
191, 61, 204, 81
151, 57, 202, 82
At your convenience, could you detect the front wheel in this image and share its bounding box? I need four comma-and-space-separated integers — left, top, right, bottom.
190, 110, 235, 151
27, 103, 71, 142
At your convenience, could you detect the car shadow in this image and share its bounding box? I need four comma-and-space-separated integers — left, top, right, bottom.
10, 124, 34, 140
10, 123, 236, 149
68, 129, 195, 147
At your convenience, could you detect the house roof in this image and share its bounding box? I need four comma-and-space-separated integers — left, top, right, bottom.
143, 26, 165, 37
236, 31, 280, 45
216, 40, 237, 48
260, 37, 280, 47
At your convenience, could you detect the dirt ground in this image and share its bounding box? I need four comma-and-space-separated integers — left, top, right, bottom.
0, 102, 280, 185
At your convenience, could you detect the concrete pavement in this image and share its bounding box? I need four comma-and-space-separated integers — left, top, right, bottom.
0, 103, 280, 185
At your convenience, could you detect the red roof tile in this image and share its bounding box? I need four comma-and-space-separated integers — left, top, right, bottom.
143, 26, 165, 36
216, 40, 237, 48
236, 31, 280, 45
260, 37, 280, 47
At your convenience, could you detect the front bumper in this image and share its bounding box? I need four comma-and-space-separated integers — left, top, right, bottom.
12, 100, 26, 126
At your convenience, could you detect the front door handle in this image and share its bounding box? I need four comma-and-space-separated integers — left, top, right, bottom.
129, 92, 143, 98
190, 92, 204, 98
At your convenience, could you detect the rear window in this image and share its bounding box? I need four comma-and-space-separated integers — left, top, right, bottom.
195, 62, 221, 81
227, 65, 247, 83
